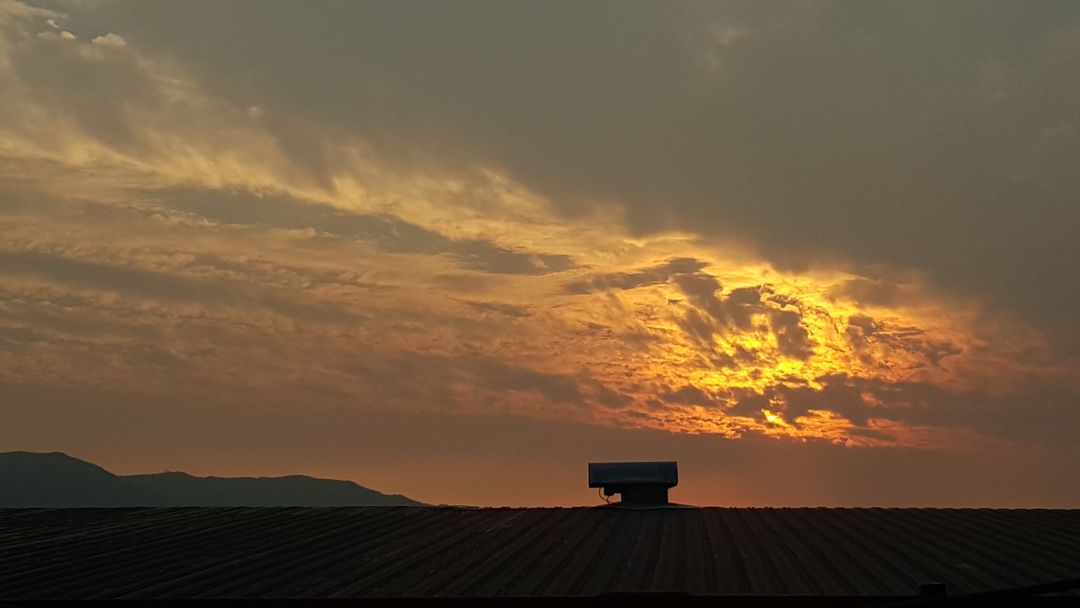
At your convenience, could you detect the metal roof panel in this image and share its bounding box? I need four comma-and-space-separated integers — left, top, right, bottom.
2, 507, 1079, 600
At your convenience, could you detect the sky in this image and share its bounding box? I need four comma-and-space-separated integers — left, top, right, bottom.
1, 0, 1079, 507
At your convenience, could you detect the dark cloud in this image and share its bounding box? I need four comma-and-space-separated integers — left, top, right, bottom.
770, 309, 812, 359
835, 278, 916, 309
743, 373, 1080, 447
670, 272, 726, 323
568, 257, 817, 360
464, 301, 530, 319
645, 369, 1080, 449
681, 308, 717, 349
463, 358, 635, 411
564, 257, 707, 294
476, 362, 588, 404
726, 389, 772, 419
845, 314, 962, 368
181, 254, 394, 294
337, 349, 635, 415
153, 188, 574, 275
663, 384, 720, 407
0, 325, 44, 348
673, 278, 814, 360
0, 249, 361, 324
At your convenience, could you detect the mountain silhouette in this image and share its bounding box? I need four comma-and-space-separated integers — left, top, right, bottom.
0, 451, 423, 507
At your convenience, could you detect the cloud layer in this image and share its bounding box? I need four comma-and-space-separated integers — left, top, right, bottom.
2, 1, 1079, 504
57, 0, 1079, 337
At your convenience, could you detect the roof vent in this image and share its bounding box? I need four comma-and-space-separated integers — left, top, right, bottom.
588, 461, 677, 505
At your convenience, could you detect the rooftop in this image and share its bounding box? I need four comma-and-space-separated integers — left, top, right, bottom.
2, 507, 1080, 603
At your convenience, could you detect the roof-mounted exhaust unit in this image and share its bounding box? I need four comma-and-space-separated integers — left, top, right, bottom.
588, 461, 677, 505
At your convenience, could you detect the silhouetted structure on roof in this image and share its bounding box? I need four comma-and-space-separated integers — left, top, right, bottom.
588, 461, 678, 505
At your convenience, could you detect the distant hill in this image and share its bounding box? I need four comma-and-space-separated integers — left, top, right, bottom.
0, 452, 423, 507
0, 451, 159, 507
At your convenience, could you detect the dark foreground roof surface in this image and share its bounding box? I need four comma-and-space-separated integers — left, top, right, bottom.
2, 507, 1079, 602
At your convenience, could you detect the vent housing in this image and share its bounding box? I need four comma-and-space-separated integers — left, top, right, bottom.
588, 461, 677, 505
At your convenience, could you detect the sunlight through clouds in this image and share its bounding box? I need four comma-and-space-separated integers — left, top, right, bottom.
1, 1, 1079, 493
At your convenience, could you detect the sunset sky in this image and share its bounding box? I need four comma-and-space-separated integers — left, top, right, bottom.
2, 0, 1079, 507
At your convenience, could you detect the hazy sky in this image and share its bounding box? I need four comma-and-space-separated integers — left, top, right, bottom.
2, 0, 1079, 506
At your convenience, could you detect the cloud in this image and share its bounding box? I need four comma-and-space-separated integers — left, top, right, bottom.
0, 0, 1078, 478
0, 325, 44, 347
91, 32, 125, 48
0, 249, 363, 324
464, 300, 530, 318
48, 0, 1079, 346
834, 278, 923, 309
845, 314, 962, 368
672, 277, 814, 360
148, 187, 576, 275
564, 257, 707, 293
566, 258, 815, 360
771, 373, 1080, 448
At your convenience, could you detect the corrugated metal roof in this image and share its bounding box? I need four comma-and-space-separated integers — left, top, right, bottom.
1, 507, 1079, 600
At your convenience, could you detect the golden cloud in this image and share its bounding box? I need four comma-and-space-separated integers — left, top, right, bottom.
1, 4, 1077, 455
